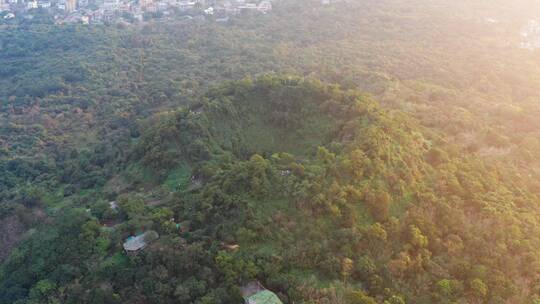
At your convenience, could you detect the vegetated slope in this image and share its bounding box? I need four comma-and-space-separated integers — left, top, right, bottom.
4, 0, 540, 226
3, 77, 540, 304
138, 77, 540, 303
138, 77, 353, 168
2, 0, 540, 302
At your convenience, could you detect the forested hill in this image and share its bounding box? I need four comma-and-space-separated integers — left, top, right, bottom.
2, 76, 540, 303
2, 0, 540, 303
2, 0, 540, 196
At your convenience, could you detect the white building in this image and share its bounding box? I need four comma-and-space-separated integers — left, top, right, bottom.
520, 19, 540, 50
157, 1, 168, 11
133, 11, 143, 21
0, 2, 10, 12
102, 0, 119, 11
239, 3, 256, 9
27, 1, 38, 9
38, 1, 51, 8
257, 0, 271, 13
119, 2, 131, 12
178, 1, 195, 10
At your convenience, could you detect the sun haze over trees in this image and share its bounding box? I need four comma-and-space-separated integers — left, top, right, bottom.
2, 1, 540, 303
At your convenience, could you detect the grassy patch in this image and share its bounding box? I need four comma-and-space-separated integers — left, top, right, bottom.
125, 163, 158, 185
164, 164, 192, 192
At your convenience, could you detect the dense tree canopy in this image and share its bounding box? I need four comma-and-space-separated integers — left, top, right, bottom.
2, 0, 540, 303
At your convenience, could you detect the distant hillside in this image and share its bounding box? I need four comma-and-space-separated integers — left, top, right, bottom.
2, 0, 540, 205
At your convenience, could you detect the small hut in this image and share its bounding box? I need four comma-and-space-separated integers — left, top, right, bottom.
123, 231, 159, 253
240, 281, 282, 304
109, 201, 119, 210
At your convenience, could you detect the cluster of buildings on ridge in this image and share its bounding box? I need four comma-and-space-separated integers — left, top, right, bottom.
0, 0, 273, 24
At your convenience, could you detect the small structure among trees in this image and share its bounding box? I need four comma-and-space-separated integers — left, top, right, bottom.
240, 281, 282, 304
123, 231, 159, 252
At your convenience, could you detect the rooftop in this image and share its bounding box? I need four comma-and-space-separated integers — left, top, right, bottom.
241, 282, 282, 304
123, 234, 146, 251
241, 281, 265, 298
246, 290, 282, 304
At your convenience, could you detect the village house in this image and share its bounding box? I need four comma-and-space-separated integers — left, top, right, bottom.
90, 9, 103, 22
257, 0, 270, 13
65, 0, 77, 12
145, 2, 157, 12
240, 282, 283, 304
137, 0, 148, 10
230, 0, 271, 14
38, 0, 51, 9
133, 11, 142, 20
26, 1, 37, 9
178, 0, 195, 11
123, 231, 159, 253
0, 0, 10, 12
118, 2, 131, 12
109, 201, 119, 210
520, 19, 540, 50
238, 2, 256, 12
157, 1, 168, 11
102, 9, 116, 21
102, 0, 120, 12
123, 234, 148, 252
